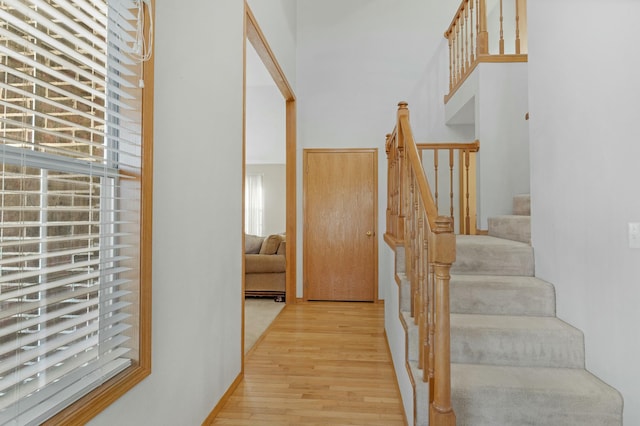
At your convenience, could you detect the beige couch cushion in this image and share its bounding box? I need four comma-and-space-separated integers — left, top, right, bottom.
245, 234, 264, 254
245, 254, 285, 273
259, 234, 282, 255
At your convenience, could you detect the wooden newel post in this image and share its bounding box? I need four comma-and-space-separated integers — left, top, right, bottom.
477, 0, 489, 55
429, 216, 456, 426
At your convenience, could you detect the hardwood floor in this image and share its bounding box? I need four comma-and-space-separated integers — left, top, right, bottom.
210, 302, 407, 425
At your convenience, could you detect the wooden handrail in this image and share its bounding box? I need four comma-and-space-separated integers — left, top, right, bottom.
386, 102, 456, 426
444, 0, 528, 103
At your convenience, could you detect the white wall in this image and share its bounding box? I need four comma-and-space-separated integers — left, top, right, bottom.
247, 0, 297, 92
528, 1, 640, 424
246, 84, 286, 164
296, 0, 459, 296
246, 164, 286, 236
443, 62, 530, 229
474, 64, 530, 227
89, 1, 244, 424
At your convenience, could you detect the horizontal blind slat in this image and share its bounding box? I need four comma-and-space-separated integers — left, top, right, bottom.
4, 355, 130, 425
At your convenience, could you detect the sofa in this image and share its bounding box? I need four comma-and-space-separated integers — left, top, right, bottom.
244, 233, 286, 300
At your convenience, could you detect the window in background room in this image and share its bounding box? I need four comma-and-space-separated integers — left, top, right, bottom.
0, 0, 153, 423
245, 173, 264, 236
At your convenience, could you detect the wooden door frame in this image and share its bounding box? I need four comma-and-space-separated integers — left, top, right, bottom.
302, 148, 379, 302
243, 5, 296, 305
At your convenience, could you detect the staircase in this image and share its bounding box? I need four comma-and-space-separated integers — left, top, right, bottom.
401, 194, 623, 425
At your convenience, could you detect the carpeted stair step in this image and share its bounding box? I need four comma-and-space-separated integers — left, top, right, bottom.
408, 360, 430, 426
488, 215, 531, 244
397, 273, 411, 313
452, 235, 534, 276
450, 275, 555, 316
451, 363, 623, 426
401, 310, 419, 362
450, 314, 585, 368
513, 193, 531, 216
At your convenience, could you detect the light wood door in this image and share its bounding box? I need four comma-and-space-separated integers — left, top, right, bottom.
303, 149, 378, 301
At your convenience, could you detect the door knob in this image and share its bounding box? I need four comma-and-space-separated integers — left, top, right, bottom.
366, 231, 373, 237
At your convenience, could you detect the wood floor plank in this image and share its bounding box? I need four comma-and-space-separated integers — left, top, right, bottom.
209, 302, 406, 425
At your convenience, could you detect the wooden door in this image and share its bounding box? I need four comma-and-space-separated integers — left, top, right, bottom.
303, 149, 378, 301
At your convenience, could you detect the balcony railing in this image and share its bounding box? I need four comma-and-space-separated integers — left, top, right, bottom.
444, 0, 528, 102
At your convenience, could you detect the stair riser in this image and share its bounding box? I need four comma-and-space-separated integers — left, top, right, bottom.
409, 361, 430, 426
488, 215, 531, 244
398, 274, 411, 313
450, 327, 585, 368
402, 311, 419, 362
453, 393, 622, 426
452, 244, 534, 276
451, 364, 623, 426
513, 194, 531, 216
450, 277, 555, 316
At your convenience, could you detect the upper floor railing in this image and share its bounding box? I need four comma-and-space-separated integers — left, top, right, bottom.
385, 102, 456, 426
444, 0, 527, 102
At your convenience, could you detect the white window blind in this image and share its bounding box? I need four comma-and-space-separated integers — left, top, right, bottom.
245, 174, 263, 236
0, 0, 147, 423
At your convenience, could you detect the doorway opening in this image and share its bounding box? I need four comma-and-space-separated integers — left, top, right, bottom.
243, 5, 296, 360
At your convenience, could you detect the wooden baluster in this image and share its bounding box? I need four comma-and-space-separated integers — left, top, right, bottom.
428, 217, 456, 426
449, 149, 454, 221
447, 34, 453, 91
470, 0, 475, 63
417, 212, 425, 369
423, 221, 433, 383
477, 0, 488, 55
464, 3, 469, 71
460, 15, 465, 75
455, 22, 461, 81
393, 150, 399, 237
397, 102, 408, 241
499, 0, 505, 54
413, 186, 420, 325
464, 149, 471, 235
385, 133, 392, 237
434, 149, 439, 212
475, 0, 480, 53
515, 0, 521, 54
406, 173, 415, 319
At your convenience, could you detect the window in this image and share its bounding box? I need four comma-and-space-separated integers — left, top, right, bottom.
0, 0, 153, 423
245, 173, 263, 236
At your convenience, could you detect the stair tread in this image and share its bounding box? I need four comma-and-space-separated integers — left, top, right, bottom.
451, 273, 545, 281
452, 363, 621, 398
490, 214, 531, 219
456, 234, 530, 247
451, 313, 579, 332
450, 274, 552, 289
